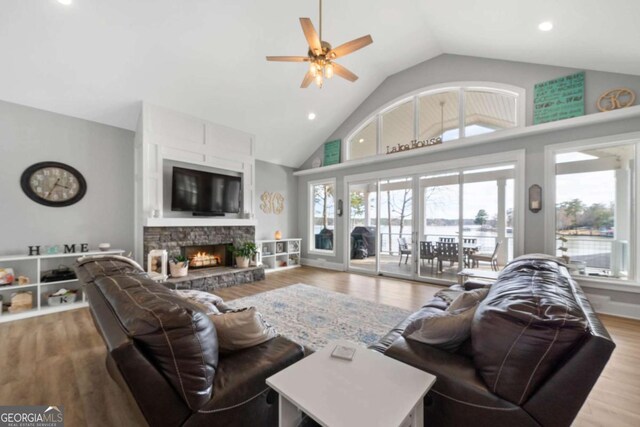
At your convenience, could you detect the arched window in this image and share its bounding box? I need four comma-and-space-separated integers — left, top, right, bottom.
346, 83, 524, 161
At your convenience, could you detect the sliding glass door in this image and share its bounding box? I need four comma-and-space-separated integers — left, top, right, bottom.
345, 160, 518, 283
418, 173, 460, 280
379, 178, 414, 278
348, 180, 378, 273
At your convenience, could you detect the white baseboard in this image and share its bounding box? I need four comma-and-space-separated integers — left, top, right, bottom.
586, 293, 640, 320
301, 258, 345, 272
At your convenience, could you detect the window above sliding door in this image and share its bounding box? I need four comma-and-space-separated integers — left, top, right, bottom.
345, 83, 525, 161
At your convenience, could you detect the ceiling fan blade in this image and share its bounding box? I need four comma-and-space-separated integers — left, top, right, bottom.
301, 71, 314, 88
300, 18, 322, 55
328, 35, 373, 59
266, 56, 309, 62
332, 63, 358, 82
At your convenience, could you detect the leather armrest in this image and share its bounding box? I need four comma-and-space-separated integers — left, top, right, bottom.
200, 336, 304, 412
385, 337, 518, 410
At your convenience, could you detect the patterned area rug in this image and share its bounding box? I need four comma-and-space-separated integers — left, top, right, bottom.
226, 284, 411, 351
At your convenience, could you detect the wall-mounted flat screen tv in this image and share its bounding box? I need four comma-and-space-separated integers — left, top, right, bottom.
171, 166, 241, 215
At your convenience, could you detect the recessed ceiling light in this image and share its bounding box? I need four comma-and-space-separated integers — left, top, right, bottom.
538, 21, 553, 32
358, 139, 364, 143
308, 113, 316, 120
57, 0, 72, 4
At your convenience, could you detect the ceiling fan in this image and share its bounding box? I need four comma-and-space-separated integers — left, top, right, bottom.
266, 0, 373, 88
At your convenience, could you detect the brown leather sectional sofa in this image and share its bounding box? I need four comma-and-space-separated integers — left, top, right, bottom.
75, 256, 304, 427
371, 256, 616, 427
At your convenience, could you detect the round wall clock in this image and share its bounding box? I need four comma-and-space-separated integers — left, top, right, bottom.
20, 162, 87, 207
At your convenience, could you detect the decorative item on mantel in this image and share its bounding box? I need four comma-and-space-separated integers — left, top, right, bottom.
228, 242, 258, 269
148, 249, 169, 280
274, 230, 282, 240
169, 255, 189, 278
597, 88, 636, 112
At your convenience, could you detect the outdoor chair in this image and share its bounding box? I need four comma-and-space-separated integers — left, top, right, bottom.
436, 241, 459, 272
398, 237, 412, 265
419, 241, 437, 272
470, 240, 502, 271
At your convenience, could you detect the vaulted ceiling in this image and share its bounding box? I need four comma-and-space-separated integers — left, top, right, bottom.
1, 0, 638, 167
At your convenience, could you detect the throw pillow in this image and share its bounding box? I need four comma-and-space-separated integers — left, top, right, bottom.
175, 289, 224, 315
208, 307, 278, 353
402, 305, 477, 352
447, 288, 490, 312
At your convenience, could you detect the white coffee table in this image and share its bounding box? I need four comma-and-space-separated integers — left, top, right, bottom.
266, 340, 436, 427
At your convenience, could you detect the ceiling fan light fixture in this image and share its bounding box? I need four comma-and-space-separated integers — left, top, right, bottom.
266, 0, 372, 88
324, 63, 334, 79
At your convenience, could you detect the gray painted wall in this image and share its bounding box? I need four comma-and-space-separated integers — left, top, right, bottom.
301, 54, 640, 169
255, 160, 299, 241
295, 54, 640, 307
0, 100, 135, 256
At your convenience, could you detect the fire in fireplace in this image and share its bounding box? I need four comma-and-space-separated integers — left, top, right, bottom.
182, 244, 232, 269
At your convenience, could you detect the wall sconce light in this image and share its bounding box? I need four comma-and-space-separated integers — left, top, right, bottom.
337, 199, 343, 217
529, 184, 542, 213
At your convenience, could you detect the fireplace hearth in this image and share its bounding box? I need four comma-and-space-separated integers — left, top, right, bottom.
182, 244, 232, 269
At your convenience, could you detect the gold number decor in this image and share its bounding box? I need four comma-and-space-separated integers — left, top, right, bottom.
260, 192, 285, 215
597, 88, 636, 112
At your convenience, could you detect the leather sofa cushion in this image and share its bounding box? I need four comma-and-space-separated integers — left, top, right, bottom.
403, 305, 477, 352
472, 258, 588, 405
448, 288, 489, 311
92, 265, 219, 411
200, 336, 304, 411
385, 337, 522, 411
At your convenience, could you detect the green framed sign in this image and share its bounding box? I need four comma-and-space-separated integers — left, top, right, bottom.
534, 71, 585, 124
323, 140, 341, 166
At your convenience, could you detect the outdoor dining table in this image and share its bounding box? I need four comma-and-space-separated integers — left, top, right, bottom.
431, 241, 480, 272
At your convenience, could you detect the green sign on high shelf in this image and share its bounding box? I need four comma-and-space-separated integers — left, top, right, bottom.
323, 140, 341, 166
533, 71, 585, 124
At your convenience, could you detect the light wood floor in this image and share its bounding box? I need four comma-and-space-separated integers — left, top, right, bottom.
1, 266, 638, 427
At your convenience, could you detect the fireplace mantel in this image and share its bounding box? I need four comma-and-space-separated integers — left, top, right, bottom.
145, 218, 256, 227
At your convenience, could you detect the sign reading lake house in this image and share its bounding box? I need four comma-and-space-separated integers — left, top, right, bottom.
534, 72, 585, 124
386, 136, 442, 155
323, 140, 341, 166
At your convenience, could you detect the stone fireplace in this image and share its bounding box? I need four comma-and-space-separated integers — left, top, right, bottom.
143, 225, 264, 290
143, 225, 255, 259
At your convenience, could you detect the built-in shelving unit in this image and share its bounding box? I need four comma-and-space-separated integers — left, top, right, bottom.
0, 250, 124, 322
257, 239, 301, 273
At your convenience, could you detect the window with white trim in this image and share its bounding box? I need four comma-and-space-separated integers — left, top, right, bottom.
550, 140, 637, 281
346, 84, 523, 161
309, 180, 336, 253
